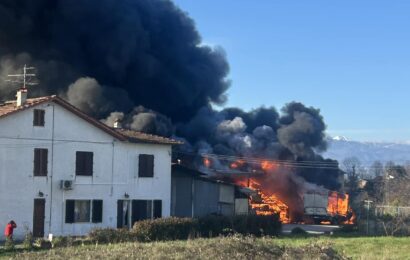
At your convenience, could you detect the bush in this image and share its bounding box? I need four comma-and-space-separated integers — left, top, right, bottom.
51, 236, 75, 248
197, 215, 231, 237
4, 237, 14, 251
23, 231, 34, 249
133, 217, 197, 242
34, 238, 52, 249
132, 215, 282, 242
232, 215, 282, 236
89, 228, 137, 244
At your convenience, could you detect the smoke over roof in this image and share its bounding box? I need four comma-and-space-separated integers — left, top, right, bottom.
0, 0, 229, 121
0, 0, 341, 190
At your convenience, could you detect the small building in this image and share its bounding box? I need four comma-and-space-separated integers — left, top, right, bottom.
171, 164, 249, 217
0, 90, 181, 240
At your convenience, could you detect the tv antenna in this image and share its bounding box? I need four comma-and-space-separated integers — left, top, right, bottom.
6, 64, 38, 89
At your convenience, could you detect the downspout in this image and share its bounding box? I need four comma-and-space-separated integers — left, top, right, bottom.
110, 141, 115, 196
48, 104, 55, 235
191, 177, 195, 218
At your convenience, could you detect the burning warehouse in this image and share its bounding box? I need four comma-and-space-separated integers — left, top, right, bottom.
176, 154, 351, 225
0, 0, 354, 233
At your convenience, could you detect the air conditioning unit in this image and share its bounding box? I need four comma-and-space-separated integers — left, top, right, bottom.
60, 180, 73, 190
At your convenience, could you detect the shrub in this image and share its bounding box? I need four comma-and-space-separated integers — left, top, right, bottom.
232, 215, 282, 236
290, 227, 308, 236
51, 236, 75, 248
197, 215, 231, 237
89, 228, 137, 244
23, 231, 34, 249
133, 217, 197, 242
4, 237, 14, 251
131, 215, 282, 242
34, 238, 52, 249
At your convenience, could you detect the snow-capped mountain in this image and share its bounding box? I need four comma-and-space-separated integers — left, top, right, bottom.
322, 136, 410, 165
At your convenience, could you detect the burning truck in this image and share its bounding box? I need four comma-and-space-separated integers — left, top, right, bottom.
201, 157, 354, 225
303, 190, 353, 224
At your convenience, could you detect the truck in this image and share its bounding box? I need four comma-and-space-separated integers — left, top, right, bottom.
303, 189, 350, 224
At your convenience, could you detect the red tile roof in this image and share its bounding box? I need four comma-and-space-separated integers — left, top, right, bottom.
0, 95, 182, 145
115, 129, 182, 145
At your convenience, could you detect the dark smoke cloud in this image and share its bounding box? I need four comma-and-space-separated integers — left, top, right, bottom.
0, 0, 341, 190
0, 0, 230, 121
175, 102, 341, 190
278, 102, 327, 159
103, 106, 173, 137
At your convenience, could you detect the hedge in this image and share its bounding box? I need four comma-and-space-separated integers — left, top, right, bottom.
132, 215, 281, 242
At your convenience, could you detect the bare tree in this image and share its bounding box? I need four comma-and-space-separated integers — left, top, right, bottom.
370, 160, 384, 178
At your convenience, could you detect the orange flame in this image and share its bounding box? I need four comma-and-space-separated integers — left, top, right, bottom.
203, 157, 211, 168
230, 159, 245, 169
327, 192, 349, 216
234, 177, 290, 223
261, 160, 277, 171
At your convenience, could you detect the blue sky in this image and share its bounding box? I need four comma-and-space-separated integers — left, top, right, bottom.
173, 0, 410, 142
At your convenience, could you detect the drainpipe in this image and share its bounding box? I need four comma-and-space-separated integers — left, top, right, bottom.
191, 178, 195, 218
110, 141, 115, 196
48, 104, 55, 235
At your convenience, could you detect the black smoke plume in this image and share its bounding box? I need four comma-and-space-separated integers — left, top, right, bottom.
0, 0, 229, 122
0, 0, 341, 191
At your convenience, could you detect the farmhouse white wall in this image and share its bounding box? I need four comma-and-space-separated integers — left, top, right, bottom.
0, 101, 172, 240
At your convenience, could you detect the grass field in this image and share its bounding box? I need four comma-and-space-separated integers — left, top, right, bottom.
1, 235, 409, 260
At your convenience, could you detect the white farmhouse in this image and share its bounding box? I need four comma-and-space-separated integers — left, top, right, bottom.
0, 90, 181, 240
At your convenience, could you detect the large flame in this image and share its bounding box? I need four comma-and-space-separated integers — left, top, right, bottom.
233, 174, 290, 223
205, 157, 354, 225
327, 191, 349, 216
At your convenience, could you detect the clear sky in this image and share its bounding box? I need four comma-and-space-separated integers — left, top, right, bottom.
173, 0, 410, 142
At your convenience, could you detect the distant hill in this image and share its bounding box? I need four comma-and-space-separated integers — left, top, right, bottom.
321, 136, 410, 166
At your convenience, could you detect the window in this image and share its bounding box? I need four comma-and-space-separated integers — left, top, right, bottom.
76, 151, 93, 176
33, 109, 45, 126
65, 200, 103, 223
138, 154, 154, 177
34, 148, 48, 176
131, 200, 162, 224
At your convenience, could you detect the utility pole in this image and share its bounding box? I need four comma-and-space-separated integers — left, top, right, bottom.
364, 200, 373, 235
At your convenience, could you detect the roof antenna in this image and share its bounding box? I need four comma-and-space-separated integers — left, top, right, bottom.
6, 64, 38, 89
6, 65, 38, 107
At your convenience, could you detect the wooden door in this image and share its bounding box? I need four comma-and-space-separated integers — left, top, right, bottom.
33, 199, 45, 237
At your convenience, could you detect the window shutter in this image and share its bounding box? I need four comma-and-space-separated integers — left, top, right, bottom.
92, 200, 103, 223
34, 149, 40, 176
34, 149, 48, 176
147, 155, 154, 177
65, 200, 75, 223
76, 152, 93, 176
138, 154, 154, 177
153, 200, 162, 219
33, 109, 45, 126
76, 152, 83, 175
40, 149, 48, 176
39, 110, 45, 126
117, 200, 124, 228
86, 152, 93, 176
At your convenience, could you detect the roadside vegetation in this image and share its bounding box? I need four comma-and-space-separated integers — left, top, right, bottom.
1, 216, 409, 259
2, 235, 410, 260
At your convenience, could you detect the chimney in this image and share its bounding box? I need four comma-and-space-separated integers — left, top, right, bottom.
113, 119, 122, 129
16, 88, 28, 107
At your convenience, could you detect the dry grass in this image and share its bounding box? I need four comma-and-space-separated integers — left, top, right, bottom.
2, 235, 410, 260
1, 235, 344, 260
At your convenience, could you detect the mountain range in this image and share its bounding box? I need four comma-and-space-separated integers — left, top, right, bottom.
322, 136, 410, 166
